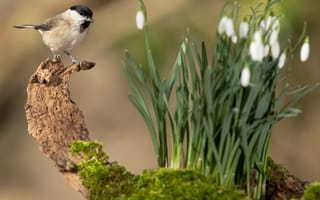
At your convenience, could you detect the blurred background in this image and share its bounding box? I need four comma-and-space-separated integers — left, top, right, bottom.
1, 0, 320, 199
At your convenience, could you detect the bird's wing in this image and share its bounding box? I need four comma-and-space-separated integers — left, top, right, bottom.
14, 12, 62, 31
35, 15, 61, 31
13, 23, 51, 31
34, 24, 52, 31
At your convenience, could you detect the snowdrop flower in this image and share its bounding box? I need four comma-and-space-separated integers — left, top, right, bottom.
271, 41, 280, 60
278, 52, 286, 69
241, 65, 250, 88
269, 30, 279, 46
249, 31, 264, 62
218, 16, 228, 35
218, 16, 235, 39
259, 20, 266, 32
266, 16, 273, 30
300, 36, 310, 62
225, 17, 235, 38
253, 31, 263, 43
250, 41, 265, 62
271, 17, 280, 32
239, 21, 249, 39
260, 16, 280, 33
232, 35, 238, 44
136, 10, 145, 30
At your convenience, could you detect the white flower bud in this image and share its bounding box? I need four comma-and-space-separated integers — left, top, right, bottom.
241, 66, 250, 88
271, 17, 280, 32
218, 16, 228, 35
250, 31, 264, 62
254, 31, 263, 43
259, 20, 266, 33
269, 30, 279, 46
266, 16, 273, 31
218, 16, 235, 39
260, 16, 280, 33
136, 10, 145, 30
250, 41, 265, 62
271, 41, 280, 60
232, 35, 238, 44
278, 52, 286, 69
225, 17, 235, 38
239, 21, 249, 39
300, 37, 310, 62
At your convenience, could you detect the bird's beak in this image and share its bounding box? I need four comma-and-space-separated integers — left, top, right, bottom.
88, 18, 94, 23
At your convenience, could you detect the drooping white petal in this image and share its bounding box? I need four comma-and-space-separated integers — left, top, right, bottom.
231, 35, 238, 44
225, 17, 235, 38
253, 31, 263, 43
271, 41, 280, 60
239, 21, 249, 39
278, 52, 286, 69
136, 10, 145, 30
250, 41, 265, 62
241, 66, 250, 88
218, 16, 228, 35
300, 37, 310, 62
261, 16, 280, 33
250, 32, 265, 62
272, 17, 280, 32
269, 30, 279, 46
266, 16, 273, 31
259, 20, 266, 32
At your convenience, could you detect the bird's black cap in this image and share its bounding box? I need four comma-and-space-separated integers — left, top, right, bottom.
70, 5, 93, 18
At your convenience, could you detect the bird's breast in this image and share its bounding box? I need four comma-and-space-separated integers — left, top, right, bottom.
41, 25, 88, 52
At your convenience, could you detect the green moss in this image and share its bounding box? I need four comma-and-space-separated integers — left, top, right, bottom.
302, 182, 320, 200
129, 168, 245, 200
71, 141, 109, 163
71, 141, 135, 200
266, 157, 283, 184
71, 141, 245, 200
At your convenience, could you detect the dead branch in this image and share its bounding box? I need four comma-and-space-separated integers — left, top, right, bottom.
25, 58, 95, 199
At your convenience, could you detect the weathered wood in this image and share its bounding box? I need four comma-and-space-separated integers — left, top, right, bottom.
25, 58, 95, 199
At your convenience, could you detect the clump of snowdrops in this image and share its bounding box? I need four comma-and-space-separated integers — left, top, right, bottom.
123, 0, 317, 198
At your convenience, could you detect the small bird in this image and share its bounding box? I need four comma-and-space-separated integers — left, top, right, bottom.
14, 5, 94, 65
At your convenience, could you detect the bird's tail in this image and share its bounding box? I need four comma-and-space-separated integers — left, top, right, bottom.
13, 24, 38, 29
13, 24, 50, 31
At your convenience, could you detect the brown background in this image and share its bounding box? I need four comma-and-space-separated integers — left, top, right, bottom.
1, 0, 319, 199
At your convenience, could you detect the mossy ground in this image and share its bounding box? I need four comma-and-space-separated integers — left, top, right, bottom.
130, 168, 245, 200
71, 141, 135, 200
302, 182, 320, 200
71, 141, 245, 200
71, 141, 318, 200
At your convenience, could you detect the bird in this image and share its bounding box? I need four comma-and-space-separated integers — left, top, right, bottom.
14, 5, 94, 65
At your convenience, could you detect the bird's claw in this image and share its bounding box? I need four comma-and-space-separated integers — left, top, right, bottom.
54, 54, 62, 60
71, 59, 82, 67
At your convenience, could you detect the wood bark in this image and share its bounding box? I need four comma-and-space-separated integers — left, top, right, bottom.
25, 58, 95, 199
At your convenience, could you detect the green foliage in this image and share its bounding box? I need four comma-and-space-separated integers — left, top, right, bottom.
302, 182, 320, 200
129, 168, 245, 200
71, 141, 135, 200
